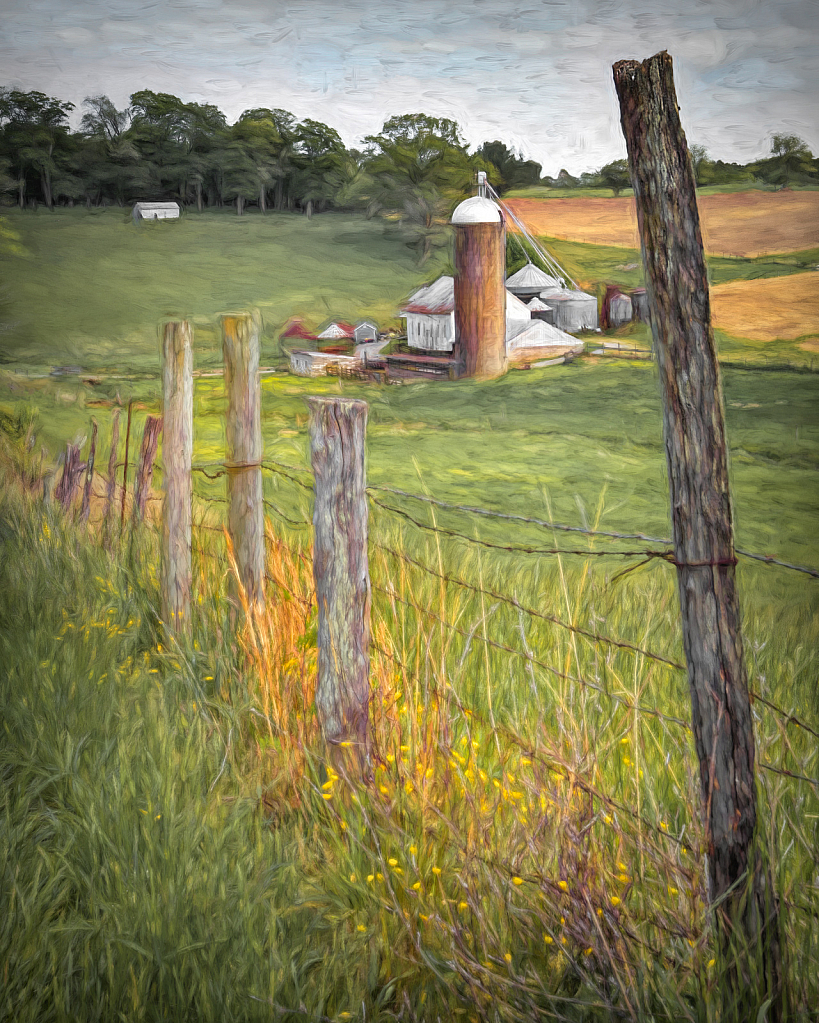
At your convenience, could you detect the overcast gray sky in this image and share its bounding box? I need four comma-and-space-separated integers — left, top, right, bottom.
1, 0, 816, 175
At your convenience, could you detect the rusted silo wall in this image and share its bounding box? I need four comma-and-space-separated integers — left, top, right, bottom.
454, 221, 506, 378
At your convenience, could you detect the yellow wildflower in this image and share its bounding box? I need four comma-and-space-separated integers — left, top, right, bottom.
388, 858, 398, 867
544, 935, 553, 945
357, 924, 366, 932
350, 874, 356, 883
610, 896, 621, 907
504, 952, 512, 963
512, 876, 524, 886
558, 881, 568, 891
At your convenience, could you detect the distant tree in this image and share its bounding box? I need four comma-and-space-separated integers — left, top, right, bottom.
81, 95, 130, 141
599, 158, 630, 196
364, 114, 477, 263
475, 140, 541, 193
0, 88, 74, 208
755, 134, 816, 189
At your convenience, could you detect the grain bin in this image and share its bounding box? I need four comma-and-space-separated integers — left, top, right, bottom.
538, 288, 599, 332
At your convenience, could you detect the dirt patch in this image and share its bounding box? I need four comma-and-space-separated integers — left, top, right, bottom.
505, 191, 819, 257
798, 338, 819, 352
710, 273, 819, 341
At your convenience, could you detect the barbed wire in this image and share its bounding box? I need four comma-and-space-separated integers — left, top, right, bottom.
374, 541, 686, 671
371, 582, 693, 733
368, 485, 819, 579
370, 495, 669, 560
368, 484, 671, 544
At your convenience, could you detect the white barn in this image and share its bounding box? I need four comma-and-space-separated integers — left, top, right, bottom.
133, 201, 180, 221
401, 276, 539, 353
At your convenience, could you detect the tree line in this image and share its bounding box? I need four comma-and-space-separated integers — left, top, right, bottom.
1, 87, 816, 261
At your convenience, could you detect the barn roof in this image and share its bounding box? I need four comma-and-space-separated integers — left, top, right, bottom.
401, 276, 455, 315
280, 318, 318, 341
133, 201, 179, 210
506, 262, 560, 291
539, 287, 597, 304
317, 321, 355, 340
507, 318, 578, 348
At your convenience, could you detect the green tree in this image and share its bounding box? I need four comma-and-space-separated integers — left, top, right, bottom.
364, 114, 478, 263
755, 134, 816, 189
475, 140, 541, 193
599, 158, 630, 196
0, 89, 74, 208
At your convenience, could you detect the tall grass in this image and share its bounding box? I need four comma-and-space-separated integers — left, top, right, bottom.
1, 437, 817, 1021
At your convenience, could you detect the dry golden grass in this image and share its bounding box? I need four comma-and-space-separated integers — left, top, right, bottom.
710, 272, 819, 341
506, 190, 819, 257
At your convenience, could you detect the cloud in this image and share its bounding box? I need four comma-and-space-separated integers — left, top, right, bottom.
0, 0, 816, 174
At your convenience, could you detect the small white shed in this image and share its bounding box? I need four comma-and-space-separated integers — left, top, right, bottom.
133, 202, 180, 221
353, 322, 378, 343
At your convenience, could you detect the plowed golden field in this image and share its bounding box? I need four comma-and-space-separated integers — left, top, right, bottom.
506, 190, 819, 257
710, 273, 819, 342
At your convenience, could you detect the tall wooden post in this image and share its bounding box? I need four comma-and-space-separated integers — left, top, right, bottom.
308, 397, 371, 761
103, 409, 120, 548
222, 311, 265, 609
81, 419, 97, 524
161, 320, 193, 628
120, 399, 133, 530
613, 51, 782, 1018
132, 415, 162, 526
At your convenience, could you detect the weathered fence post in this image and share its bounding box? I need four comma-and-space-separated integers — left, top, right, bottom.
308, 396, 370, 762
54, 442, 82, 511
222, 311, 265, 609
81, 419, 97, 524
120, 399, 133, 530
103, 409, 120, 547
613, 50, 782, 1018
132, 415, 162, 526
161, 319, 193, 628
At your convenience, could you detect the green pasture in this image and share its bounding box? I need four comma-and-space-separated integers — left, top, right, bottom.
1, 204, 818, 1019
0, 206, 817, 383
0, 207, 449, 374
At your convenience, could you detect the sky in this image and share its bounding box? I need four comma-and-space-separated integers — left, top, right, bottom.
1, 0, 817, 175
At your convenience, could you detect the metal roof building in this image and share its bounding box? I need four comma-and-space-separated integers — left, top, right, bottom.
133, 201, 180, 220
316, 321, 355, 341
506, 262, 561, 298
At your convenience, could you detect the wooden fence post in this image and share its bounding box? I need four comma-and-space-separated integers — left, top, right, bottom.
308, 396, 370, 761
120, 399, 133, 530
103, 409, 120, 548
613, 50, 783, 1018
54, 442, 82, 511
132, 415, 162, 526
222, 311, 265, 609
81, 419, 97, 524
161, 319, 193, 628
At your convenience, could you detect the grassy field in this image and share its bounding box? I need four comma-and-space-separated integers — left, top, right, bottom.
1, 206, 817, 385
1, 380, 817, 1020
1, 203, 818, 1019
0, 207, 449, 374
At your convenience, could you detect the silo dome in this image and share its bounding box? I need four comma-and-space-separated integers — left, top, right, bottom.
451, 196, 503, 225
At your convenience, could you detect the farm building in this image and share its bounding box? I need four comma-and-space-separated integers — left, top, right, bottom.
506, 262, 561, 299
354, 322, 379, 343
526, 296, 553, 320
537, 287, 599, 332
133, 201, 180, 221
401, 276, 532, 352
316, 321, 355, 341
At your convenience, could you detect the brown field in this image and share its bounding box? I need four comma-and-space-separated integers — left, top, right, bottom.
505, 190, 819, 257
710, 273, 819, 342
